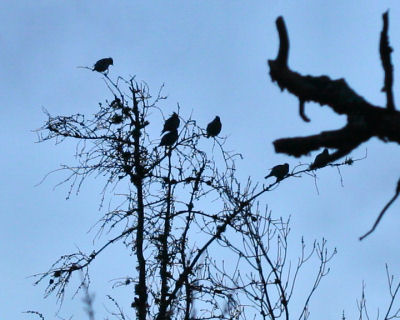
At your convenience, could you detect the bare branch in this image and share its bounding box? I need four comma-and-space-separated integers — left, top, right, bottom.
380, 11, 395, 111
268, 15, 400, 160
360, 179, 400, 240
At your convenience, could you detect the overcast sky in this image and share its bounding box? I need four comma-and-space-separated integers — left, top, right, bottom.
2, 1, 400, 319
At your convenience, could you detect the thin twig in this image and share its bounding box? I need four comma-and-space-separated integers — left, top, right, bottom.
359, 179, 400, 240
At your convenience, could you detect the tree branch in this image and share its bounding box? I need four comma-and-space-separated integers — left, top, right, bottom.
268, 15, 400, 159
274, 122, 370, 157
380, 11, 395, 111
359, 178, 400, 241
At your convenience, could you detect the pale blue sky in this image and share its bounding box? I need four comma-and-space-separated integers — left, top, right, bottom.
2, 1, 400, 319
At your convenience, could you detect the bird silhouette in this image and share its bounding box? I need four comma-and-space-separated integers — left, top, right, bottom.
161, 112, 180, 134
93, 58, 113, 72
310, 148, 329, 169
206, 116, 222, 138
159, 129, 178, 147
264, 163, 289, 182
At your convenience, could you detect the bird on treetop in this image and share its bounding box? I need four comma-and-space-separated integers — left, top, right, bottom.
206, 116, 222, 138
159, 129, 178, 147
161, 112, 180, 135
310, 148, 330, 169
264, 163, 289, 182
93, 57, 113, 73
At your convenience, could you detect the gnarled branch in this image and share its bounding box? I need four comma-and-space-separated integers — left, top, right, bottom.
268, 13, 400, 158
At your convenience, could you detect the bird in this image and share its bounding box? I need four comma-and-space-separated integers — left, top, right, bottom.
310, 148, 329, 169
206, 116, 222, 138
159, 129, 178, 147
264, 163, 289, 182
110, 97, 123, 109
161, 112, 180, 134
93, 57, 113, 73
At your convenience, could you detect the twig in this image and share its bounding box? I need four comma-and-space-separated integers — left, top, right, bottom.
23, 311, 45, 320
359, 179, 400, 240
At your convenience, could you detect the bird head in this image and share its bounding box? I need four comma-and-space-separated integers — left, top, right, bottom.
283, 163, 289, 172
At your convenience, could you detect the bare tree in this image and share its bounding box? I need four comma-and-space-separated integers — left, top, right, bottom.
31, 73, 341, 320
27, 11, 400, 320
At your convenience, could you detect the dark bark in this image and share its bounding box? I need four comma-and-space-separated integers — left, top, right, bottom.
131, 87, 148, 320
269, 14, 400, 159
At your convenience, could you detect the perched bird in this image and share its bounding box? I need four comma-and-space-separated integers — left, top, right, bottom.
161, 112, 180, 134
206, 116, 222, 138
110, 97, 123, 109
93, 57, 113, 73
111, 114, 123, 124
159, 129, 178, 147
264, 163, 289, 182
310, 148, 330, 169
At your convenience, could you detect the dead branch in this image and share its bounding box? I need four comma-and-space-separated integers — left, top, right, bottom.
359, 178, 400, 240
380, 11, 395, 111
268, 14, 400, 158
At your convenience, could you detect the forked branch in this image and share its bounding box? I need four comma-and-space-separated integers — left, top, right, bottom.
269, 13, 400, 159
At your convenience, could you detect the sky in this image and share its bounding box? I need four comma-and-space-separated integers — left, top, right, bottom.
1, 1, 400, 319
